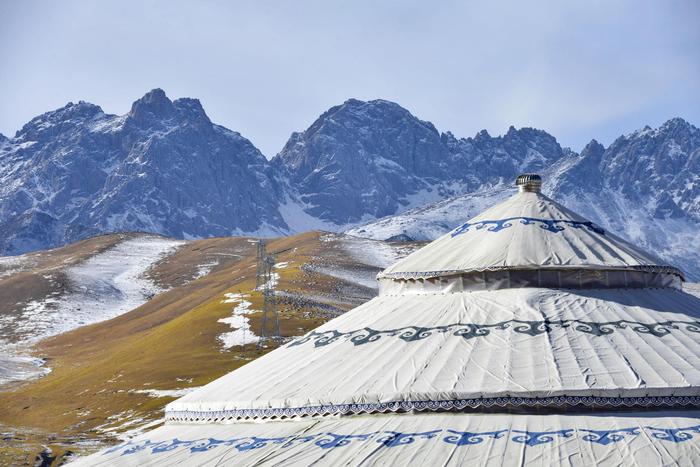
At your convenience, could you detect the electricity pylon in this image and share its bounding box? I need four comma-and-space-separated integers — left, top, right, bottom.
256, 239, 292, 348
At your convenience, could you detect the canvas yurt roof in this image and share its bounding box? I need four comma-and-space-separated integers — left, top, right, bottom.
381, 174, 683, 280
76, 174, 700, 466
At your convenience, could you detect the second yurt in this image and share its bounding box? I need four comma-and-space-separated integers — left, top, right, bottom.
76, 174, 700, 466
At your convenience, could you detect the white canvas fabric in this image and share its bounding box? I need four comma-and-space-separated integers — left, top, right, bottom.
166, 287, 700, 421
75, 177, 700, 466
381, 191, 680, 278
74, 411, 700, 466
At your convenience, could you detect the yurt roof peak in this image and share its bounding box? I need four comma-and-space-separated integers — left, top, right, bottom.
379, 174, 684, 291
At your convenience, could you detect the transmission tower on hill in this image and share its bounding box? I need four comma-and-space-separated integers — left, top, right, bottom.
256, 239, 292, 348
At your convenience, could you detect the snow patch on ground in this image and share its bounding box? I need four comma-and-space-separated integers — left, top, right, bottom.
684, 283, 700, 299
0, 253, 32, 278
311, 234, 420, 290
339, 236, 415, 269
400, 187, 445, 211
0, 353, 50, 386
96, 410, 163, 441
217, 293, 260, 349
278, 195, 341, 233
312, 265, 379, 290
131, 387, 201, 398
0, 236, 184, 385
192, 260, 218, 280
9, 236, 184, 342
256, 272, 279, 291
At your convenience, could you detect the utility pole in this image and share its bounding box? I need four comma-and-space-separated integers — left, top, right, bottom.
256, 239, 292, 348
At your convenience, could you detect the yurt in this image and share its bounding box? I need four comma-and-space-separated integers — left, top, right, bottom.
76, 174, 700, 466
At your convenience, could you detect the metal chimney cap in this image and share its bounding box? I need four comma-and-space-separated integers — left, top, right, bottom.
516, 173, 542, 192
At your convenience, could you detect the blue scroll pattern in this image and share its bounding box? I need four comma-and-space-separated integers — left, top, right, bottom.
511, 429, 574, 446
105, 424, 700, 457
579, 428, 640, 445
287, 320, 700, 349
645, 425, 700, 442
451, 217, 605, 237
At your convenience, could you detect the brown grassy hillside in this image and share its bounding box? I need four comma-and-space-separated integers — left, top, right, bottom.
0, 232, 412, 465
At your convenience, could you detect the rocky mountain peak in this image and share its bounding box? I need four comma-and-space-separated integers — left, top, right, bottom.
15, 101, 104, 140
128, 88, 176, 122
474, 129, 491, 142
614, 118, 699, 223
274, 98, 573, 224
0, 89, 287, 255
273, 98, 449, 224
661, 117, 693, 133
341, 97, 365, 107
500, 126, 564, 160
341, 98, 400, 110
502, 125, 555, 143
0, 92, 697, 278
504, 126, 555, 141
580, 139, 605, 158
173, 97, 210, 123
319, 98, 438, 134
550, 139, 605, 194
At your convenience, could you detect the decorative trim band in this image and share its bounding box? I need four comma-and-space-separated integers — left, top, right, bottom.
104, 423, 700, 457
165, 396, 700, 422
378, 265, 685, 281
451, 217, 606, 237
287, 319, 700, 348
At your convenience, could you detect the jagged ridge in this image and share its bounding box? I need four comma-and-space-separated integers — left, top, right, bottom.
0, 90, 698, 278
0, 90, 285, 254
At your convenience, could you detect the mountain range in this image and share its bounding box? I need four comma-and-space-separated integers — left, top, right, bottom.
1, 89, 698, 277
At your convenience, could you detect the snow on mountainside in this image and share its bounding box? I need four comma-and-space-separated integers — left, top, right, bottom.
1, 91, 698, 277
273, 98, 568, 225
15, 236, 183, 342
348, 122, 700, 279
0, 234, 183, 385
0, 89, 286, 255
347, 185, 514, 241
548, 123, 700, 280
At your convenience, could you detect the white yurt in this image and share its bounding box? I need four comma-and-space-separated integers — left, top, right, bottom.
77, 174, 700, 466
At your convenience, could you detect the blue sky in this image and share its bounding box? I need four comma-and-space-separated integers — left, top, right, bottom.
1, 0, 698, 157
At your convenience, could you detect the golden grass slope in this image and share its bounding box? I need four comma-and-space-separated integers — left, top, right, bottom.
0, 231, 391, 465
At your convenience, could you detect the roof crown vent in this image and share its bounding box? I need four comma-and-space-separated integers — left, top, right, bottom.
516, 173, 542, 193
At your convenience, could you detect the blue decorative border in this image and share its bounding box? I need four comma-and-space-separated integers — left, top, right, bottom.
104, 424, 700, 457
378, 264, 685, 281
451, 217, 605, 237
287, 319, 700, 348
165, 396, 700, 422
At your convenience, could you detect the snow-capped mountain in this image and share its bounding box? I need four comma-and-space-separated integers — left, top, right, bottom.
548, 120, 700, 279
0, 89, 286, 254
348, 119, 700, 279
1, 90, 698, 276
273, 98, 569, 224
